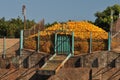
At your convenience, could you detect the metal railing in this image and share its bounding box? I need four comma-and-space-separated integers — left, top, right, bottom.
23, 30, 109, 54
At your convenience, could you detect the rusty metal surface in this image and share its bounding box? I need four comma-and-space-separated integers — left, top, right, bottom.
38, 54, 68, 75
42, 55, 67, 70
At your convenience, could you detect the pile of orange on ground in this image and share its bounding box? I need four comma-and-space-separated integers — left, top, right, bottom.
25, 21, 108, 54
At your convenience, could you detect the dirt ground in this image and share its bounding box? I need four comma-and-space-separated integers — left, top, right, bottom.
48, 68, 120, 80
0, 57, 120, 80
0, 38, 120, 80
0, 67, 119, 80
0, 68, 36, 80
1, 67, 120, 80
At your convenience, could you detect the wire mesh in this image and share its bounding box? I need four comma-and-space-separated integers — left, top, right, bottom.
0, 38, 3, 53
23, 30, 109, 54
74, 31, 108, 54
111, 31, 120, 49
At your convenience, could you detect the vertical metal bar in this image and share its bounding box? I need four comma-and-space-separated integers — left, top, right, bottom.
62, 36, 63, 54
20, 30, 23, 55
110, 10, 113, 38
55, 33, 57, 54
37, 30, 40, 52
3, 36, 6, 59
68, 36, 70, 54
108, 32, 111, 51
66, 36, 70, 54
72, 32, 74, 56
90, 32, 92, 53
66, 36, 68, 54
64, 36, 66, 54
60, 36, 63, 54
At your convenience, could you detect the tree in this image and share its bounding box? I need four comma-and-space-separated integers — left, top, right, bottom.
0, 17, 36, 38
45, 21, 58, 28
94, 4, 120, 32
0, 17, 8, 37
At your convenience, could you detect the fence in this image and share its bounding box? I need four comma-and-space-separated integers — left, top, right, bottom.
24, 19, 44, 38
0, 37, 19, 58
0, 38, 3, 54
22, 30, 110, 54
23, 30, 55, 54
74, 31, 109, 54
111, 31, 120, 49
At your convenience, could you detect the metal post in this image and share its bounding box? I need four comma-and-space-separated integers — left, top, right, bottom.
72, 32, 74, 56
37, 30, 40, 52
3, 37, 6, 59
54, 33, 57, 54
20, 30, 23, 55
24, 15, 26, 30
90, 32, 92, 53
110, 10, 113, 38
108, 32, 111, 51
22, 5, 26, 30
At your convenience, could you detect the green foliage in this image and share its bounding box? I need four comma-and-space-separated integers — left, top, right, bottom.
0, 17, 36, 38
94, 4, 120, 32
45, 21, 58, 28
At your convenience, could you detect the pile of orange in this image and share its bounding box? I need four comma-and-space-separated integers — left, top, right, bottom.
25, 21, 108, 54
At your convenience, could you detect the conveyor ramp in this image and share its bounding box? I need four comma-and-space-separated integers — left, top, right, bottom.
38, 31, 74, 75
38, 54, 71, 75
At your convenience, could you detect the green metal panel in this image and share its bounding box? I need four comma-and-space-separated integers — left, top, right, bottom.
56, 35, 71, 55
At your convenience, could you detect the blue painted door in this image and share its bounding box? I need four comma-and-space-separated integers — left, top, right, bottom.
56, 35, 71, 55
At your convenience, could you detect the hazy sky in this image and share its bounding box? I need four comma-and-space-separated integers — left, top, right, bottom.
0, 0, 120, 23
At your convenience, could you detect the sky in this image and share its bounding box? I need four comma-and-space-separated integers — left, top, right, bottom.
0, 0, 120, 24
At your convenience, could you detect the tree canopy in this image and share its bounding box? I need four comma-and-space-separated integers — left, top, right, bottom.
94, 4, 120, 32
0, 17, 36, 38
